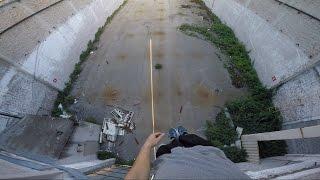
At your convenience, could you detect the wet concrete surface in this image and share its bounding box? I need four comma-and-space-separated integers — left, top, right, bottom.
70, 0, 246, 160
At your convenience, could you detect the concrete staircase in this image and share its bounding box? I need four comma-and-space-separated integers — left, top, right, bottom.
237, 154, 320, 179
87, 165, 131, 180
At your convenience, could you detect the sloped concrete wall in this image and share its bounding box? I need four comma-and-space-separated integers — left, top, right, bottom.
0, 0, 124, 118
202, 0, 320, 153
203, 0, 320, 88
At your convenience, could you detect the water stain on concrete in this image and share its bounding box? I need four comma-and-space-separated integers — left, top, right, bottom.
154, 51, 164, 60
125, 33, 135, 38
191, 52, 205, 59
116, 53, 127, 61
153, 31, 165, 36
192, 83, 217, 106
103, 86, 120, 103
153, 31, 166, 41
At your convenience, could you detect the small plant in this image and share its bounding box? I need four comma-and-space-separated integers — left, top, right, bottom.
155, 63, 162, 69
185, 0, 287, 159
97, 151, 116, 160
221, 146, 247, 163
205, 112, 247, 163
97, 151, 135, 166
205, 113, 237, 147
115, 157, 135, 166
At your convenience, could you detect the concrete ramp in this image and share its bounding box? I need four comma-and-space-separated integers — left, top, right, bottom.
0, 115, 74, 159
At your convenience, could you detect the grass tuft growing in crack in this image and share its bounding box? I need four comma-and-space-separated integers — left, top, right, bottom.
181, 0, 286, 162
51, 0, 128, 117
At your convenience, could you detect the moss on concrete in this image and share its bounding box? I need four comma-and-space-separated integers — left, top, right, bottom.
52, 0, 128, 117
181, 0, 287, 161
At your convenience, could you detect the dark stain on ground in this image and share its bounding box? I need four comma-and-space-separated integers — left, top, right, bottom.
192, 84, 217, 106
158, 8, 164, 12
191, 52, 205, 59
153, 31, 165, 36
103, 86, 120, 103
125, 33, 135, 38
154, 51, 164, 60
157, 18, 165, 21
181, 4, 192, 9
116, 53, 127, 61
176, 87, 183, 96
153, 31, 166, 41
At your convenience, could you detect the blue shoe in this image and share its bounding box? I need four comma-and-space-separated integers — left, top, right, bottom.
177, 126, 188, 135
168, 128, 179, 139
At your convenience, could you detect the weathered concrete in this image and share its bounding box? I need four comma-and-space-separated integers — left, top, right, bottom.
203, 0, 320, 88
238, 154, 320, 179
0, 0, 125, 121
58, 121, 101, 164
62, 158, 115, 174
0, 115, 74, 159
279, 0, 320, 20
70, 0, 246, 160
242, 125, 320, 162
203, 0, 320, 154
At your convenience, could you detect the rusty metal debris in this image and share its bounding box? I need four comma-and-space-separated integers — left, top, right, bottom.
99, 108, 135, 150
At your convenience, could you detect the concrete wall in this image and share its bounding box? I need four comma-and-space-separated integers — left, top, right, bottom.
203, 0, 320, 153
0, 0, 124, 118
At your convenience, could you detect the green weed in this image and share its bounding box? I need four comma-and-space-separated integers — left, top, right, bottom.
184, 0, 287, 161
51, 0, 128, 117
155, 63, 163, 69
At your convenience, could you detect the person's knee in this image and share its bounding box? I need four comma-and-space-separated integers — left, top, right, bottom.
179, 134, 211, 147
156, 145, 171, 158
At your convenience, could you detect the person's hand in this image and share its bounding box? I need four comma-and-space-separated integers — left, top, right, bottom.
143, 132, 165, 149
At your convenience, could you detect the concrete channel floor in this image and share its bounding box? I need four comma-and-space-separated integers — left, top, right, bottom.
70, 0, 246, 160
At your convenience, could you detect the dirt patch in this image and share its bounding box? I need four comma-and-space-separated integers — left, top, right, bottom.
158, 8, 164, 12
176, 85, 183, 96
103, 86, 121, 103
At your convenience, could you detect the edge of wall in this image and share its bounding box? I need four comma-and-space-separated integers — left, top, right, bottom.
202, 0, 317, 88
0, 0, 124, 117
